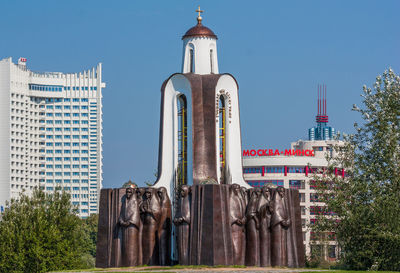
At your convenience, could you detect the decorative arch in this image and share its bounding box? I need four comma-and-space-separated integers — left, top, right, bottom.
218, 95, 226, 183
177, 94, 188, 187
186, 43, 195, 73
209, 43, 217, 74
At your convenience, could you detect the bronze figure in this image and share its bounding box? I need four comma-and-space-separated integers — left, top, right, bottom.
245, 188, 261, 266
96, 186, 305, 268
140, 188, 162, 265
271, 186, 291, 267
118, 187, 141, 266
240, 186, 249, 206
157, 187, 172, 265
173, 185, 191, 265
258, 186, 273, 267
229, 184, 246, 265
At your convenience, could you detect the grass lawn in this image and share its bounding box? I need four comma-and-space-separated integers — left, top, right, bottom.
53, 267, 400, 273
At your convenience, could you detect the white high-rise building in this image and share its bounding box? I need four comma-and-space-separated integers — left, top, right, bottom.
0, 57, 105, 217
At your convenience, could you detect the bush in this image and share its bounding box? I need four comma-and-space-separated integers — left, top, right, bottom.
0, 189, 95, 272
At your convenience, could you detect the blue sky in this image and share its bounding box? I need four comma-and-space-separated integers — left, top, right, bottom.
1, 0, 399, 188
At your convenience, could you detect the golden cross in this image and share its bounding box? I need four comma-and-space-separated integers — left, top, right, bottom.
196, 6, 204, 21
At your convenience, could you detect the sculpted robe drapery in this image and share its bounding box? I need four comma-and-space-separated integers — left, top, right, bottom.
258, 187, 272, 267
229, 184, 246, 265
245, 189, 261, 266
174, 186, 191, 265
271, 187, 290, 267
118, 193, 141, 266
141, 188, 162, 265
158, 187, 172, 266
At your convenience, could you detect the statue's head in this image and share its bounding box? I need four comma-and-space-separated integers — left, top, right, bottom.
250, 188, 261, 199
145, 188, 153, 199
126, 187, 134, 199
180, 185, 190, 197
277, 186, 285, 197
231, 183, 240, 195
262, 186, 272, 199
136, 187, 145, 199
158, 187, 167, 200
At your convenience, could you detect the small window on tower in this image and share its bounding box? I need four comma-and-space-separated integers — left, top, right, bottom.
189, 49, 194, 73
210, 49, 214, 73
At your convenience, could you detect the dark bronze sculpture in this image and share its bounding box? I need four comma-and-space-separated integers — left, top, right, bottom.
245, 188, 261, 266
271, 186, 291, 267
229, 184, 246, 265
258, 186, 273, 267
96, 186, 304, 268
118, 187, 141, 266
157, 187, 172, 265
140, 188, 162, 265
240, 186, 249, 206
173, 185, 191, 265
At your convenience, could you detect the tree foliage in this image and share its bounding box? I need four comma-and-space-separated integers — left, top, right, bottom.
0, 189, 97, 272
311, 69, 400, 270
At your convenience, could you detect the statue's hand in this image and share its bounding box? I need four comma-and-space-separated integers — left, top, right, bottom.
236, 219, 243, 226
282, 219, 291, 227
121, 221, 130, 227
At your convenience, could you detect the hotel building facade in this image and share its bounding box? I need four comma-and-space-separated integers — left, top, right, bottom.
0, 57, 105, 217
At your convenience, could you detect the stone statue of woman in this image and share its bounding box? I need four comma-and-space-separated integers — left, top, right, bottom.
118, 187, 141, 266
271, 186, 291, 267
157, 187, 172, 265
229, 184, 246, 265
245, 188, 261, 266
173, 185, 191, 265
140, 188, 162, 265
258, 186, 273, 267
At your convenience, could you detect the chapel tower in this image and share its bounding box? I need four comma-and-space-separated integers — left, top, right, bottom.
153, 7, 249, 197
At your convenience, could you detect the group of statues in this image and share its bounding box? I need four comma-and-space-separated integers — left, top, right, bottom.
114, 184, 297, 267
175, 184, 292, 267
117, 186, 172, 266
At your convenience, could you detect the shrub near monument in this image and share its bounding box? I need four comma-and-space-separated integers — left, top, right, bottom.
0, 189, 96, 272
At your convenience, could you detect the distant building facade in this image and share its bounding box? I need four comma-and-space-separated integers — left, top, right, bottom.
0, 57, 105, 217
243, 86, 342, 260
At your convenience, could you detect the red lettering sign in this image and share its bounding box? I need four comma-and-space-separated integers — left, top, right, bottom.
243, 148, 315, 157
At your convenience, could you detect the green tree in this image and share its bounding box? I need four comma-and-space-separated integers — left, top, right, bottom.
81, 213, 98, 263
0, 189, 94, 272
311, 69, 400, 270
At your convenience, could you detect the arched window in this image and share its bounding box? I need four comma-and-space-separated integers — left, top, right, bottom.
189, 49, 194, 73
177, 95, 188, 187
210, 49, 214, 73
219, 96, 226, 183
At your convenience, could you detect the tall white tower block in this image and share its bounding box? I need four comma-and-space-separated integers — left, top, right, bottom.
0, 57, 105, 217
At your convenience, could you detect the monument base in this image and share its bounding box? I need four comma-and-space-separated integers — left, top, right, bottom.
189, 184, 233, 265
95, 185, 305, 268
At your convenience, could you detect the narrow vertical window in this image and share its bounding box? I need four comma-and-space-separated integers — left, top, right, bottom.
189, 49, 194, 73
177, 95, 188, 187
219, 96, 226, 183
210, 49, 214, 73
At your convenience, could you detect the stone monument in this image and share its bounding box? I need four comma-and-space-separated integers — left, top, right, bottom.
96, 7, 305, 268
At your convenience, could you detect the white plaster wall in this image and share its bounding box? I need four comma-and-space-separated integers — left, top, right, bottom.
215, 74, 250, 188
182, 37, 218, 75
153, 74, 193, 198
